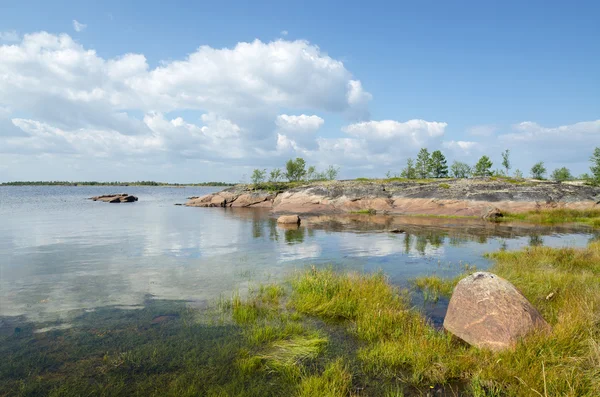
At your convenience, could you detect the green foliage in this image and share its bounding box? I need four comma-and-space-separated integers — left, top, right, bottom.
513, 169, 523, 179
285, 158, 307, 182
412, 275, 459, 302
473, 156, 493, 177
450, 161, 471, 178
501, 149, 511, 176
438, 183, 450, 189
530, 161, 547, 179
324, 165, 340, 181
550, 167, 573, 182
297, 359, 352, 397
251, 169, 267, 185
430, 150, 448, 178
415, 148, 432, 178
590, 147, 600, 185
269, 168, 283, 183
400, 158, 417, 179
501, 208, 600, 228
351, 208, 377, 215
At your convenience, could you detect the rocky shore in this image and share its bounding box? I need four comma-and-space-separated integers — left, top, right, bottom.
185, 179, 600, 216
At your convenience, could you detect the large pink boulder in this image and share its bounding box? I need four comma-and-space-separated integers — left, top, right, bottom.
443, 272, 550, 351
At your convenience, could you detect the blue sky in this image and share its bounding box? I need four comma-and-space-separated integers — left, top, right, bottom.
1, 0, 599, 182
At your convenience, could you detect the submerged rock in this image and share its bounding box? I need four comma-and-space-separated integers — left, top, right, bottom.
89, 194, 138, 203
443, 272, 550, 351
277, 215, 301, 225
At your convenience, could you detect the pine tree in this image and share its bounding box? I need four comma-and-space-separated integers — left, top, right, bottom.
430, 150, 448, 178
590, 147, 600, 185
473, 156, 493, 177
530, 162, 546, 179
400, 158, 417, 179
501, 149, 511, 176
415, 148, 432, 179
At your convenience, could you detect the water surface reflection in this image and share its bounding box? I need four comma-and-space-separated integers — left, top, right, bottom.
0, 186, 596, 324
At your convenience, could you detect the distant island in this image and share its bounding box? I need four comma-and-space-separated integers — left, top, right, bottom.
0, 181, 235, 187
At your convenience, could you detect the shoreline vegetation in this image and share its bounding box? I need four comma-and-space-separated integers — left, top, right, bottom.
2, 243, 599, 396
500, 208, 600, 229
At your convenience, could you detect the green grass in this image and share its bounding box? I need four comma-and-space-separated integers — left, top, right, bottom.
412, 274, 461, 302
439, 183, 450, 189
296, 359, 352, 397
502, 208, 600, 228
2, 244, 599, 396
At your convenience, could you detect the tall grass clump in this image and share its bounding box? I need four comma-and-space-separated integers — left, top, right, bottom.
296, 359, 352, 397
289, 267, 467, 385
502, 208, 600, 228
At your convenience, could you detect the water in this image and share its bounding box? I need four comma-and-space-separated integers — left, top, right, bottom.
0, 186, 595, 325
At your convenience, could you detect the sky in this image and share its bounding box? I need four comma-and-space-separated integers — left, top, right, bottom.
0, 0, 599, 183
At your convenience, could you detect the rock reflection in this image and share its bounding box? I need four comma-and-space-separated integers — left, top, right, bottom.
284, 226, 305, 244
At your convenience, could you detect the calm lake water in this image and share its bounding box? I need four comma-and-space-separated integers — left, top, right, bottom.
0, 186, 596, 326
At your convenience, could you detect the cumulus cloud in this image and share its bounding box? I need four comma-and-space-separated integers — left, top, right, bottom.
442, 140, 479, 155
496, 120, 600, 168
0, 31, 376, 176
72, 20, 87, 32
275, 114, 324, 150
343, 119, 446, 141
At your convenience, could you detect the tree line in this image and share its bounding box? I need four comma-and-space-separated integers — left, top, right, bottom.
251, 158, 340, 185
392, 147, 600, 184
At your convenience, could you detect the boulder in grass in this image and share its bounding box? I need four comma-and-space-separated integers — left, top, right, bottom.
90, 194, 138, 203
277, 215, 301, 225
443, 272, 550, 351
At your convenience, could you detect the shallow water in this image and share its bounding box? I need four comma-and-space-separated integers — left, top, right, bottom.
0, 185, 596, 326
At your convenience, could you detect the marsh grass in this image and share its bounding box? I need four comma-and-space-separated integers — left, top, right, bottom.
502, 208, 600, 228
2, 244, 599, 396
410, 242, 600, 396
411, 274, 460, 302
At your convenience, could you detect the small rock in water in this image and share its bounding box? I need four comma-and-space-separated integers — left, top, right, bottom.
389, 229, 405, 234
277, 215, 301, 225
443, 271, 550, 351
89, 194, 138, 203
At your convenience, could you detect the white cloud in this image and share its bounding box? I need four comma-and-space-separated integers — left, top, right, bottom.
0, 31, 375, 175
72, 20, 87, 32
442, 140, 479, 154
280, 30, 288, 36
503, 120, 600, 143
0, 30, 19, 42
343, 119, 446, 140
276, 114, 324, 133
275, 114, 324, 150
342, 119, 446, 154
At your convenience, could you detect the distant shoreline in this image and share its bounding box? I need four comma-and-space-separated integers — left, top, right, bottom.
0, 181, 235, 187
